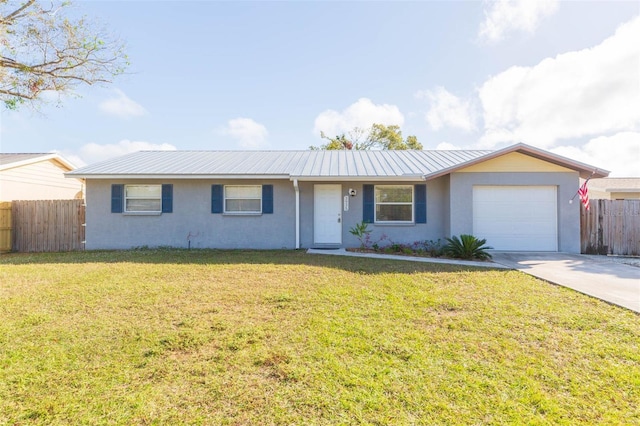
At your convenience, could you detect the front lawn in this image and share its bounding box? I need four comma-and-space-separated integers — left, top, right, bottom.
0, 249, 638, 424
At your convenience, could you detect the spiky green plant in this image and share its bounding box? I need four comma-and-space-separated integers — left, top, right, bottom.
443, 234, 493, 260
349, 221, 371, 248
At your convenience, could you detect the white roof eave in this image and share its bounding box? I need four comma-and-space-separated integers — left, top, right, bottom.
1, 153, 76, 172
290, 175, 426, 182
65, 173, 292, 180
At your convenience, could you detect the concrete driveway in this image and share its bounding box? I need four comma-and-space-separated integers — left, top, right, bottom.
491, 252, 640, 313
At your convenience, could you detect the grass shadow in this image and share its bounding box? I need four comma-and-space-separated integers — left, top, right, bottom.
0, 248, 500, 275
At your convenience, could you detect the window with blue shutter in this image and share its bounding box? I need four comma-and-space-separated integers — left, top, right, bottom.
161, 184, 173, 213
211, 185, 223, 214
363, 184, 374, 223
262, 185, 273, 214
111, 184, 124, 213
414, 184, 426, 224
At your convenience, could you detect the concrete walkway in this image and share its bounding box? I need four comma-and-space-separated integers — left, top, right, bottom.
491, 252, 640, 313
307, 248, 639, 313
306, 248, 509, 269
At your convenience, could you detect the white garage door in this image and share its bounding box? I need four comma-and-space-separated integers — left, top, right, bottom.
473, 186, 558, 251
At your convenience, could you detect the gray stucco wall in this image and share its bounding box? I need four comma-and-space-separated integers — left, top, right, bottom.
88, 173, 579, 251
449, 172, 581, 252
86, 177, 452, 250
299, 177, 450, 248
85, 179, 296, 249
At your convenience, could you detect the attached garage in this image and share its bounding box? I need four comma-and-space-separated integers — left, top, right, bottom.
473, 186, 558, 251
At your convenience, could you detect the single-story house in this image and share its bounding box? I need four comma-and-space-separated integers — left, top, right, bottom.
586, 178, 640, 200
67, 143, 608, 252
1, 153, 84, 201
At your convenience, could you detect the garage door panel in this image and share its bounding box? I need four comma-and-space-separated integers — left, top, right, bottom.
473, 186, 557, 251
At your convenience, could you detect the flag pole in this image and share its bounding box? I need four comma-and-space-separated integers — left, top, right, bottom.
569, 169, 597, 203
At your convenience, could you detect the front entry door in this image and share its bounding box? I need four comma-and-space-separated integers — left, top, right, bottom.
314, 184, 342, 245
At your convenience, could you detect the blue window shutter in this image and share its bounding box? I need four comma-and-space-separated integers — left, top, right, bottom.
111, 184, 123, 213
161, 184, 173, 213
262, 185, 273, 214
363, 184, 374, 223
415, 184, 427, 224
211, 185, 223, 214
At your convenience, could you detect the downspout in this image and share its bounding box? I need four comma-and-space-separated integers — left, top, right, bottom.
293, 179, 300, 249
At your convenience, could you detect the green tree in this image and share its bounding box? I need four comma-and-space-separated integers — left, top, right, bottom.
1, 0, 128, 110
310, 123, 423, 150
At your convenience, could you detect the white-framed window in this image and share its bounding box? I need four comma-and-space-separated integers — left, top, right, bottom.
125, 185, 162, 213
375, 185, 413, 223
224, 185, 262, 213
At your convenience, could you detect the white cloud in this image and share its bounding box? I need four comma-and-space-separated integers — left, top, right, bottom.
478, 16, 640, 148
313, 98, 404, 137
424, 16, 639, 176
221, 118, 269, 149
435, 142, 463, 150
551, 132, 640, 177
74, 140, 176, 165
417, 86, 477, 132
99, 89, 148, 119
478, 0, 559, 43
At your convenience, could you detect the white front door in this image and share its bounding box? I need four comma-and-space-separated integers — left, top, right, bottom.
314, 184, 342, 245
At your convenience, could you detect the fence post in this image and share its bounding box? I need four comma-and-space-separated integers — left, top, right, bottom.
0, 202, 11, 252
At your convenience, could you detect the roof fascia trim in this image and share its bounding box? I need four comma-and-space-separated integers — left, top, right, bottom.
423, 143, 610, 180
290, 175, 426, 182
65, 173, 292, 180
604, 188, 639, 193
1, 154, 76, 172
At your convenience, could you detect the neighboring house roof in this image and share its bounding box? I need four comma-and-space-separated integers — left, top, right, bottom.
67, 143, 609, 180
0, 153, 76, 171
587, 178, 640, 193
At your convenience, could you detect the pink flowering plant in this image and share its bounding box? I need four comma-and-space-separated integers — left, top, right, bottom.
348, 223, 445, 257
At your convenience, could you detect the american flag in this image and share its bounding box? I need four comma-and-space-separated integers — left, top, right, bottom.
578, 180, 590, 210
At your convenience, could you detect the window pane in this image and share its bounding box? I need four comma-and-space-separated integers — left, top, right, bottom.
376, 204, 412, 222
126, 199, 162, 212
126, 185, 161, 198
226, 185, 261, 198
226, 199, 261, 212
376, 186, 412, 203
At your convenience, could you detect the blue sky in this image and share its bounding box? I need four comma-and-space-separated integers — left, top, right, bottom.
1, 0, 639, 176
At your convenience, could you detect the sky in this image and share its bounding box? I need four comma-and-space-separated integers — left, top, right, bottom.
1, 0, 639, 176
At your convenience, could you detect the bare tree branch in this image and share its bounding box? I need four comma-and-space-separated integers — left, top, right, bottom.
0, 0, 128, 110
0, 0, 36, 24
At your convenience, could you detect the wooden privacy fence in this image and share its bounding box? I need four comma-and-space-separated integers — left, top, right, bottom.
0, 202, 11, 252
10, 200, 85, 252
581, 199, 640, 256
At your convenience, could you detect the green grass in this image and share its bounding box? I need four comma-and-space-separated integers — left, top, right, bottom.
0, 249, 638, 425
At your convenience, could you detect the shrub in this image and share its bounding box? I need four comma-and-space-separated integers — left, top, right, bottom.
390, 243, 403, 253
414, 239, 444, 257
443, 235, 493, 260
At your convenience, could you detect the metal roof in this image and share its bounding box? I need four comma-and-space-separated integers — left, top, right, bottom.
66, 143, 609, 180
67, 149, 492, 179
